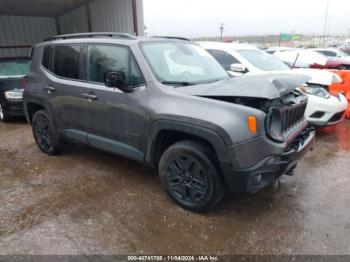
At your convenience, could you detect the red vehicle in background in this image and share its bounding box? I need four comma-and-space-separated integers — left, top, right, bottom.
274, 49, 347, 69
311, 59, 345, 70
312, 48, 350, 70
274, 49, 350, 119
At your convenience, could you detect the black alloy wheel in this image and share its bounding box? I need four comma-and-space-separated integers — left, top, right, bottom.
32, 110, 63, 155
159, 140, 225, 212
166, 154, 209, 205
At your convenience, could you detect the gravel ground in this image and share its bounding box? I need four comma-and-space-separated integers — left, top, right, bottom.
0, 120, 349, 255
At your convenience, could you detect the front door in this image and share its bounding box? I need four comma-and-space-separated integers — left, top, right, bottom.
80, 44, 148, 160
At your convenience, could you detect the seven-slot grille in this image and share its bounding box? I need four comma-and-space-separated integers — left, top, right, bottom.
280, 100, 307, 132
267, 96, 308, 142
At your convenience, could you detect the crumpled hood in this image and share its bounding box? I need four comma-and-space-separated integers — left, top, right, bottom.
176, 73, 310, 100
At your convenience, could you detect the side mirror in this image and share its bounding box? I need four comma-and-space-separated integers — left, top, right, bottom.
230, 63, 247, 73
104, 71, 133, 93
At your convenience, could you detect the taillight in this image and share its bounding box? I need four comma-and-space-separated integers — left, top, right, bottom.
21, 76, 28, 89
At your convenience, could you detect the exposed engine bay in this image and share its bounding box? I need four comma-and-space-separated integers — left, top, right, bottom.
200, 89, 307, 114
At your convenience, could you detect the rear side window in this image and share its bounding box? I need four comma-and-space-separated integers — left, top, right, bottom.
318, 50, 337, 57
86, 45, 144, 87
207, 49, 241, 71
42, 46, 52, 70
53, 45, 81, 79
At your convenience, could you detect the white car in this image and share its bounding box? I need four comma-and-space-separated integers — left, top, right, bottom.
264, 46, 295, 55
312, 48, 350, 69
273, 49, 329, 68
198, 41, 348, 127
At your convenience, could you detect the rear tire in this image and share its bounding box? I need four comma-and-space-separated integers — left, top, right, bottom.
159, 140, 225, 212
32, 110, 65, 155
0, 103, 10, 122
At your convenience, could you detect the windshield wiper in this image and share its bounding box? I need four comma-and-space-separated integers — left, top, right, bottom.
205, 78, 226, 84
161, 81, 194, 86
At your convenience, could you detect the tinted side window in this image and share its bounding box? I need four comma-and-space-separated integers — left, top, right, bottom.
53, 45, 81, 79
86, 45, 144, 87
130, 55, 145, 87
207, 49, 240, 71
326, 51, 337, 57
318, 50, 337, 57
42, 46, 52, 70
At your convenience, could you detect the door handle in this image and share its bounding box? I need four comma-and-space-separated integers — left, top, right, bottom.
42, 86, 55, 94
82, 93, 98, 101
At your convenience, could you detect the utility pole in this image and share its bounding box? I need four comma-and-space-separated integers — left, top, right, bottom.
322, 0, 331, 47
220, 23, 224, 42
278, 33, 281, 46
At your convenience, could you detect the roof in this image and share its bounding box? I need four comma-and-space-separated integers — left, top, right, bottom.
44, 32, 137, 42
0, 0, 91, 17
37, 33, 194, 47
312, 48, 340, 52
266, 46, 295, 51
0, 57, 31, 61
44, 33, 192, 42
197, 41, 258, 51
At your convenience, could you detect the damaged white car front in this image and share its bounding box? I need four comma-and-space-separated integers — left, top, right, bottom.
199, 41, 348, 127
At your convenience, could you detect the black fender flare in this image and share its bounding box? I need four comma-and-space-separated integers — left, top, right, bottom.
24, 97, 59, 131
145, 119, 234, 176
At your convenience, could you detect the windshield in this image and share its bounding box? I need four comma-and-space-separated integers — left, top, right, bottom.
0, 59, 31, 77
238, 50, 290, 71
141, 42, 229, 85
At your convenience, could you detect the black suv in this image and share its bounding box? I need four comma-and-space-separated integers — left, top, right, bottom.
0, 58, 31, 121
24, 33, 315, 212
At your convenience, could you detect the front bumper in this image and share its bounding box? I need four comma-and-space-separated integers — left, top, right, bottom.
306, 93, 348, 127
2, 100, 24, 117
224, 128, 316, 194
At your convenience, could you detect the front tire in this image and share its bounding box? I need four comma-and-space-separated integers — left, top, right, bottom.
32, 110, 64, 155
159, 140, 225, 212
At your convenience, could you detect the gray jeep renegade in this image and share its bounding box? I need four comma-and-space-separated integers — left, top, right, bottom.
23, 33, 315, 212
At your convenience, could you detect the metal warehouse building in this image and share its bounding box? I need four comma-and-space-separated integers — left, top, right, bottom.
0, 0, 144, 58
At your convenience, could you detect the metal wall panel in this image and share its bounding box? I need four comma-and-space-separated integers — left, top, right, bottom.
58, 5, 89, 34
89, 0, 134, 34
57, 0, 144, 35
0, 15, 57, 58
136, 0, 144, 36
0, 0, 144, 58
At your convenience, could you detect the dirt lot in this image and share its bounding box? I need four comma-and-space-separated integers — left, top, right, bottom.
0, 119, 350, 255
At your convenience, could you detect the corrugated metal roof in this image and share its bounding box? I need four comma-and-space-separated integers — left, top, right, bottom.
0, 0, 89, 17
0, 0, 144, 58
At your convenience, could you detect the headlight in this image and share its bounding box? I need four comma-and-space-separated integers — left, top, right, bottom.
4, 89, 23, 101
266, 108, 284, 142
299, 85, 330, 99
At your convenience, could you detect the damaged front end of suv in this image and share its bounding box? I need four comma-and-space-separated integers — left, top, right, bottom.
174, 73, 315, 194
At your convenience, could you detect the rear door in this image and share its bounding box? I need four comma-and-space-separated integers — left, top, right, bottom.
42, 45, 87, 137
79, 44, 148, 160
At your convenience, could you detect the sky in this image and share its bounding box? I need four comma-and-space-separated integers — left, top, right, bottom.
143, 0, 350, 38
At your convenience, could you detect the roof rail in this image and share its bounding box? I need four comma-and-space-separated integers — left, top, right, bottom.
152, 36, 192, 41
44, 32, 136, 42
